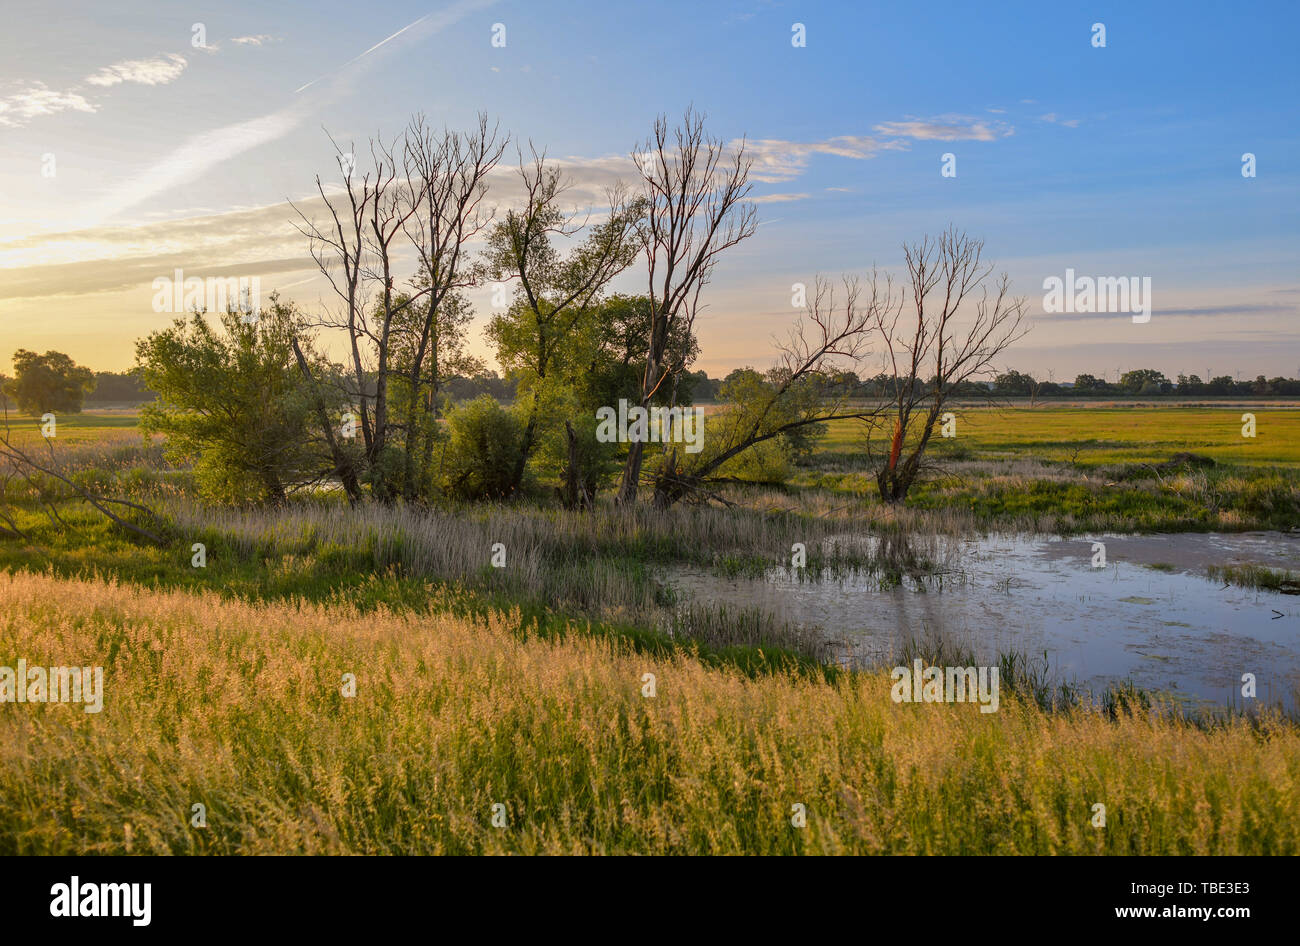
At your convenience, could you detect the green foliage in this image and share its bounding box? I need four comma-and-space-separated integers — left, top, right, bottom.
692, 368, 828, 484
993, 370, 1037, 396
3, 349, 96, 416
1119, 368, 1172, 395
134, 300, 335, 504
439, 395, 528, 500
481, 166, 642, 494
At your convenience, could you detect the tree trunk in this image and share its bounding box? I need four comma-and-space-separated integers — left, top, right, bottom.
557, 421, 593, 511
291, 337, 361, 504
615, 438, 644, 506
508, 394, 540, 497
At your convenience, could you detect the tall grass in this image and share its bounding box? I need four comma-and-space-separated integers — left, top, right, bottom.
2, 570, 1297, 855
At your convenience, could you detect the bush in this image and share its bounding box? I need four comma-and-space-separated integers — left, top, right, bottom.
439, 396, 527, 500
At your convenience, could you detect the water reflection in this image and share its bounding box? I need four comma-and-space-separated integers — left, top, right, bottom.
665, 532, 1300, 711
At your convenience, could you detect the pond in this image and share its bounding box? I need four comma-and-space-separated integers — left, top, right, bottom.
664, 531, 1300, 712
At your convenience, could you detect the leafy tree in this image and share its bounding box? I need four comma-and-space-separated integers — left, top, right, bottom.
993, 370, 1036, 396
698, 368, 828, 484
484, 150, 640, 495
3, 350, 96, 416
437, 395, 526, 500
134, 300, 340, 505
1119, 368, 1171, 395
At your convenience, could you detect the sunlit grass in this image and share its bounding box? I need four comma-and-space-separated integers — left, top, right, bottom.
820, 407, 1300, 466
2, 570, 1296, 855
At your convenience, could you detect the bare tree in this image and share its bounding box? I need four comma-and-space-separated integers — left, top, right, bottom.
649, 275, 888, 508
867, 227, 1030, 504
290, 134, 376, 503
360, 134, 426, 500
615, 107, 758, 506
291, 117, 507, 502
398, 113, 507, 499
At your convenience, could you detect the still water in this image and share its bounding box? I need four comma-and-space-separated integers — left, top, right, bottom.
664, 532, 1300, 710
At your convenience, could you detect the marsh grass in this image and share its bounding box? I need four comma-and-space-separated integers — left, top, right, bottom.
1207, 563, 1300, 593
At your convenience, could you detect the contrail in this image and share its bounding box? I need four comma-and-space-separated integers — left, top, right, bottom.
293, 12, 434, 93
81, 0, 498, 226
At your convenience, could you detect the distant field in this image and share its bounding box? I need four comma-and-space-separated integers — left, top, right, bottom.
11, 405, 1299, 465
2, 410, 143, 447
821, 406, 1300, 467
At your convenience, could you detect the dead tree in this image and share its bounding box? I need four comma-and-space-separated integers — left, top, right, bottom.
650, 274, 887, 508
289, 134, 374, 503
398, 113, 507, 500
615, 107, 758, 506
867, 227, 1030, 504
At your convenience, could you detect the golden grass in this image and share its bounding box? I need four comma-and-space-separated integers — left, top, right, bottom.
2, 569, 1297, 855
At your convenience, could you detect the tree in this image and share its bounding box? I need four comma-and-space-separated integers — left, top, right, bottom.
290, 115, 506, 503
438, 395, 526, 500
395, 114, 506, 500
3, 350, 95, 416
1119, 368, 1171, 395
867, 228, 1029, 504
85, 371, 154, 405
616, 107, 759, 505
649, 275, 885, 507
135, 300, 339, 505
484, 146, 640, 496
993, 370, 1036, 397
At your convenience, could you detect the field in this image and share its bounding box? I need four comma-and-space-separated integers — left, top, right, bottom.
803, 406, 1300, 533
3, 569, 1297, 855
2, 405, 1299, 854
824, 405, 1300, 465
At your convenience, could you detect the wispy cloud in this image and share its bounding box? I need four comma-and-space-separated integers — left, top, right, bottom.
84, 53, 188, 87
873, 114, 1012, 141
84, 0, 498, 225
1039, 112, 1081, 128
0, 83, 95, 127
740, 115, 1013, 183
742, 136, 905, 183
231, 35, 277, 46
1042, 303, 1292, 321
752, 192, 809, 204
0, 52, 188, 127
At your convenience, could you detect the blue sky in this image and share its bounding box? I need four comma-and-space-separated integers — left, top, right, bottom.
1, 0, 1297, 380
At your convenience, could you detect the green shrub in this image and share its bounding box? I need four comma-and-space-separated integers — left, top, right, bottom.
439, 396, 527, 500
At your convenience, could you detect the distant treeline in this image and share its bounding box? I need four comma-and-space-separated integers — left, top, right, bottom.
988, 368, 1300, 399
389, 367, 1300, 403
38, 365, 1300, 408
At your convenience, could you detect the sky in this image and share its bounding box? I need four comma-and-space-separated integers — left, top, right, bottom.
0, 0, 1297, 383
